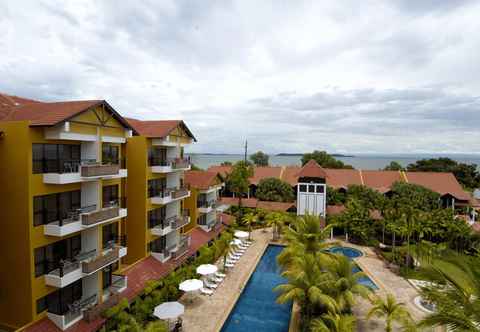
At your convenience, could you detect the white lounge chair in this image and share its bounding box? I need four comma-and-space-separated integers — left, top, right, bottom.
212, 276, 224, 283
216, 272, 227, 278
201, 287, 214, 296
205, 281, 218, 289
225, 263, 235, 268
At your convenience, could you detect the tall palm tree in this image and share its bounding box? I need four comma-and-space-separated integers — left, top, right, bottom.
417, 251, 480, 331
242, 212, 257, 241
325, 255, 371, 313
310, 312, 356, 332
367, 294, 414, 332
266, 211, 286, 240
275, 253, 337, 323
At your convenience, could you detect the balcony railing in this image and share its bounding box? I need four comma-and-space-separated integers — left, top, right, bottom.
151, 215, 177, 231
81, 247, 121, 274
149, 187, 174, 199
62, 293, 97, 325
171, 157, 190, 169
171, 185, 190, 199
149, 157, 191, 169
173, 211, 190, 229
80, 163, 120, 177
172, 235, 190, 260
197, 200, 217, 209
81, 206, 120, 226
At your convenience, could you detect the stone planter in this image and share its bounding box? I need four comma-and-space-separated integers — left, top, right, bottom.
82, 247, 120, 274
81, 164, 120, 177
81, 207, 119, 226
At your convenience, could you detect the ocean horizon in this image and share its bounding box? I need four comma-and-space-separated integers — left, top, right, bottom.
187, 153, 480, 171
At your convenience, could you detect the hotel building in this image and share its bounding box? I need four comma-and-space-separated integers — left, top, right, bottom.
184, 170, 224, 233
124, 119, 196, 265
0, 96, 133, 331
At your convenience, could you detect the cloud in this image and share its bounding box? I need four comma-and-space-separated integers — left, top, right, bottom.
0, 0, 479, 154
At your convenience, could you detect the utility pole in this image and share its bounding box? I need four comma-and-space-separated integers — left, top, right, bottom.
244, 140, 248, 163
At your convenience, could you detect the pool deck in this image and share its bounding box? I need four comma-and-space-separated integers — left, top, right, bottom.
180, 229, 273, 332
331, 240, 439, 332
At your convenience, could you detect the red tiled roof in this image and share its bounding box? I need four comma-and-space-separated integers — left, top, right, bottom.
361, 170, 402, 193
257, 201, 295, 212
0, 100, 103, 125
219, 197, 258, 208
297, 160, 327, 178
250, 167, 282, 185
324, 169, 362, 189
185, 170, 222, 190
207, 165, 233, 179
404, 172, 470, 201
281, 166, 301, 186
125, 118, 196, 141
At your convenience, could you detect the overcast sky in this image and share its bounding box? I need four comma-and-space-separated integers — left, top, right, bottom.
1, 1, 480, 154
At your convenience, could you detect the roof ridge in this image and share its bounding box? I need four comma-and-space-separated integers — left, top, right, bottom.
358, 169, 365, 185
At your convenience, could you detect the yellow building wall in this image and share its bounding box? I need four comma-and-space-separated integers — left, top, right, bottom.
183, 188, 199, 233
125, 136, 148, 264
0, 121, 35, 330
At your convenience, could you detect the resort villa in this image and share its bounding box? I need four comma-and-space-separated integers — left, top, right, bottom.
0, 92, 479, 332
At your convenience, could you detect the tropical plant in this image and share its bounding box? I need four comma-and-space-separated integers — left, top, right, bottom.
242, 212, 257, 241
266, 211, 287, 240
250, 150, 269, 166
144, 321, 168, 332
367, 294, 414, 332
337, 198, 376, 244
310, 312, 356, 332
256, 177, 294, 202
417, 251, 480, 331
384, 161, 405, 171
226, 161, 254, 219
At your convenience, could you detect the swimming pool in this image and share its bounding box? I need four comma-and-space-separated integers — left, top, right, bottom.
329, 246, 378, 290
221, 245, 291, 332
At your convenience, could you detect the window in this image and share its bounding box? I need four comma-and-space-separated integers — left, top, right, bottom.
308, 185, 315, 193
34, 235, 81, 277
33, 191, 81, 227
316, 186, 324, 193
148, 178, 166, 198
32, 144, 80, 174
102, 223, 118, 249
36, 296, 47, 314
148, 207, 166, 229
299, 184, 307, 193
102, 185, 119, 208
102, 144, 119, 165
46, 279, 82, 315
149, 237, 166, 253
148, 147, 167, 166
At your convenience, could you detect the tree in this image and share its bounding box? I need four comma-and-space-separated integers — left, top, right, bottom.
367, 294, 414, 332
407, 157, 480, 190
266, 211, 288, 240
337, 198, 375, 244
390, 182, 441, 212
256, 177, 295, 202
310, 313, 356, 332
302, 150, 353, 169
327, 186, 347, 205
190, 163, 203, 171
250, 151, 269, 166
347, 185, 385, 210
417, 251, 480, 332
226, 161, 254, 219
384, 161, 404, 171
220, 161, 232, 166
242, 212, 257, 241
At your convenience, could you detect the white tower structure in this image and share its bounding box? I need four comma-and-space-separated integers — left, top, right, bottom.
296, 160, 327, 217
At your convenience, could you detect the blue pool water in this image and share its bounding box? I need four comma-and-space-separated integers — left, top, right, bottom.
329, 246, 379, 290
221, 245, 291, 332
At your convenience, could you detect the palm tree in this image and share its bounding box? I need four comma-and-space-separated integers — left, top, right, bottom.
417, 251, 480, 331
367, 294, 414, 332
275, 253, 337, 324
266, 212, 286, 240
310, 312, 356, 332
277, 214, 334, 269
325, 255, 371, 313
212, 232, 234, 271
242, 212, 257, 241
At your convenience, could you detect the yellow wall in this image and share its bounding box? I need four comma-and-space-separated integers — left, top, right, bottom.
0, 121, 35, 330
125, 136, 148, 264
183, 188, 199, 233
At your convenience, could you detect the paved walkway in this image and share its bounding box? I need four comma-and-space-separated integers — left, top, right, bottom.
181, 229, 272, 332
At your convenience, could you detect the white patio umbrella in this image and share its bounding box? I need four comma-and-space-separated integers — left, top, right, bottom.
196, 264, 218, 276
179, 279, 203, 292
153, 302, 184, 320
234, 230, 249, 239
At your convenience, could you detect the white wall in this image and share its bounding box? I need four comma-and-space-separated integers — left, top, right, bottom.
297, 183, 326, 217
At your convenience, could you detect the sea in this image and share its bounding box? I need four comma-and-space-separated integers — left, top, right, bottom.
187, 153, 480, 171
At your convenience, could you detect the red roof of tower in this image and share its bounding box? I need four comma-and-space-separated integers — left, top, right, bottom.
297, 159, 327, 179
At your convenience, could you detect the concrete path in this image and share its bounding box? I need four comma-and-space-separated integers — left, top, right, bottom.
180, 229, 272, 332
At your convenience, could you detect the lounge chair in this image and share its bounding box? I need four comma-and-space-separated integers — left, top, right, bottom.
216, 272, 227, 278
227, 256, 239, 262
201, 287, 214, 296
205, 280, 218, 289
225, 263, 235, 268
212, 276, 224, 283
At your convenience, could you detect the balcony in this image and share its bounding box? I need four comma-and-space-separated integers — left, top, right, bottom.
150, 186, 190, 205
172, 235, 191, 260
173, 210, 190, 229
150, 215, 177, 236
47, 294, 97, 331
81, 245, 127, 275
198, 214, 217, 232
102, 275, 128, 302
43, 160, 127, 184
197, 200, 218, 214
44, 260, 83, 288
151, 243, 177, 263
150, 157, 191, 173
44, 205, 127, 237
